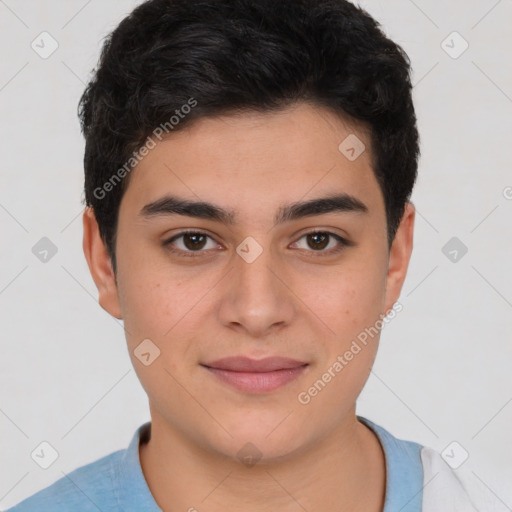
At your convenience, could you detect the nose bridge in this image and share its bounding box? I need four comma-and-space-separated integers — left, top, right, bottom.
218, 238, 295, 335
238, 248, 276, 295
235, 240, 282, 305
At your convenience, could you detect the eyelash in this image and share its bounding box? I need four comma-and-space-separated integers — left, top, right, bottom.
162, 230, 349, 258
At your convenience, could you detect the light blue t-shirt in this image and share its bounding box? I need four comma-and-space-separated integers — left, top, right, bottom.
5, 416, 424, 512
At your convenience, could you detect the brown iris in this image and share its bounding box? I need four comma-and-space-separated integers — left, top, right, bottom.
306, 232, 329, 250
183, 233, 208, 250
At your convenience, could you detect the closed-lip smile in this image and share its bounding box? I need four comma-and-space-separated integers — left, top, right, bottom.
201, 356, 308, 393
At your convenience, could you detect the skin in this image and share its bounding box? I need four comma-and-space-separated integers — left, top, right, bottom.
83, 101, 415, 512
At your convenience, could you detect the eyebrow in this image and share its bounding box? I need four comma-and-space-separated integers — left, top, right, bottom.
139, 193, 368, 226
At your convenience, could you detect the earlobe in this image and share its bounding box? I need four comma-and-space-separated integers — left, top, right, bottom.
383, 202, 415, 315
82, 207, 123, 319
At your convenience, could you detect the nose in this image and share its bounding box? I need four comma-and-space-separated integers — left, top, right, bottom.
217, 242, 295, 339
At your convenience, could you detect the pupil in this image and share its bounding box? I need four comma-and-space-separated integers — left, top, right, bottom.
184, 233, 206, 250
308, 232, 328, 250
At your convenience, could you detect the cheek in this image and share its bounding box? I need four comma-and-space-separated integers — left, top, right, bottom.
116, 252, 220, 366
118, 270, 203, 401
295, 266, 385, 418
115, 234, 183, 334
120, 273, 193, 346
303, 254, 387, 341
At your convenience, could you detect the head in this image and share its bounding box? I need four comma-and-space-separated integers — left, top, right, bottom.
81, 0, 418, 463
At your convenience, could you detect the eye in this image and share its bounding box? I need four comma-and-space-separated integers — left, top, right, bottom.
163, 229, 350, 258
291, 231, 348, 255
163, 231, 221, 256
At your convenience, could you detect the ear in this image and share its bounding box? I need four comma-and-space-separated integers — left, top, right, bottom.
82, 207, 123, 319
383, 201, 415, 315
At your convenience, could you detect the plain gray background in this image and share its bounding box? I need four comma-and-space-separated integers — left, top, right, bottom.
1, 0, 511, 508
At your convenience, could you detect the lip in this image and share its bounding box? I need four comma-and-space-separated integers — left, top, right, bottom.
201, 356, 308, 393
203, 356, 307, 372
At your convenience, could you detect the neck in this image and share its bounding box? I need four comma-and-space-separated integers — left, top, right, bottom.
139, 409, 386, 512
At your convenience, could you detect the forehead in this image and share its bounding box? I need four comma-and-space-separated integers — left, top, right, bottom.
120, 102, 384, 221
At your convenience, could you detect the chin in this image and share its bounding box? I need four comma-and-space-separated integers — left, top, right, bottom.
220, 437, 304, 467
202, 419, 308, 465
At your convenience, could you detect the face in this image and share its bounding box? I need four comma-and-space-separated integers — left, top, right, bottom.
83, 102, 414, 462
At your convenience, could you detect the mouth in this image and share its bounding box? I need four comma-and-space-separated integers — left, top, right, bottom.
200, 356, 309, 393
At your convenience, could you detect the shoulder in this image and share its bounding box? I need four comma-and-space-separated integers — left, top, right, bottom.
358, 416, 507, 512
4, 449, 124, 512
420, 446, 509, 512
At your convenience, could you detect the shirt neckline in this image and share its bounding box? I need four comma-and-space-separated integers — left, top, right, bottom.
115, 417, 423, 512
358, 415, 424, 512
